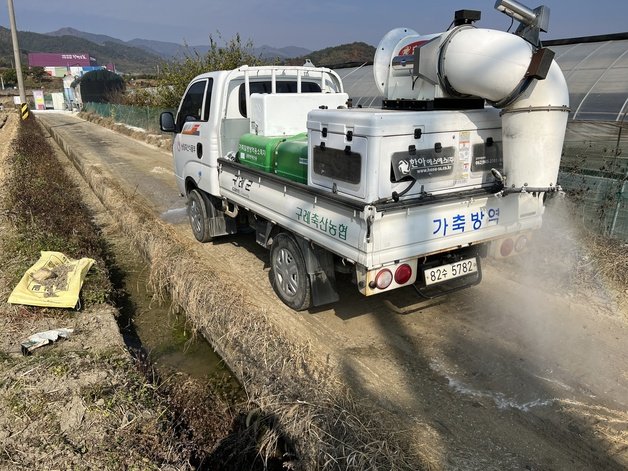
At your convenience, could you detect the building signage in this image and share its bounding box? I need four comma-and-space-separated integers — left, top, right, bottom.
62, 54, 87, 60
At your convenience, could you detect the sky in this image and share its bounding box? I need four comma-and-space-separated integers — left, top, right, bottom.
1, 0, 627, 51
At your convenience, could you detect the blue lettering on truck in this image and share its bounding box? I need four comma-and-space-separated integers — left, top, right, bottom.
433, 208, 500, 237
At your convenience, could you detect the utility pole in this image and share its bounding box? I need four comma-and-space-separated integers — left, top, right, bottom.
7, 0, 26, 104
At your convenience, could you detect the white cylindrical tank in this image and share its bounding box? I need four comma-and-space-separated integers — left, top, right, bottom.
373, 28, 441, 99
501, 61, 569, 188
438, 27, 569, 189
373, 28, 419, 96
439, 27, 533, 103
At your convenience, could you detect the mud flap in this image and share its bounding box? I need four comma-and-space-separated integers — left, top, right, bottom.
294, 238, 340, 307
204, 192, 237, 237
208, 214, 237, 237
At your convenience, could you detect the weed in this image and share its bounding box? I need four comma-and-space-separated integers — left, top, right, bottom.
0, 116, 234, 470
1, 117, 112, 312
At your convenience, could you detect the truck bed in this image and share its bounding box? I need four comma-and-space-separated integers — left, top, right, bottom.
218, 157, 544, 269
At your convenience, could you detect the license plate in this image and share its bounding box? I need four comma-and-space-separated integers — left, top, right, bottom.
424, 258, 478, 286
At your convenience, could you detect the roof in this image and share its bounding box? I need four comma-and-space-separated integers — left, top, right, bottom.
27, 52, 95, 67
334, 33, 628, 122
549, 34, 628, 121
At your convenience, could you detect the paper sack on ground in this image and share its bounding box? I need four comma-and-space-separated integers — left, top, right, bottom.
8, 251, 95, 308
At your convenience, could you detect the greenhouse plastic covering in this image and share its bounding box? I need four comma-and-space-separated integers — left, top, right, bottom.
551, 39, 628, 121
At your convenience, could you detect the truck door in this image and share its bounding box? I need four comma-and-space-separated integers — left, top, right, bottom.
173, 78, 213, 191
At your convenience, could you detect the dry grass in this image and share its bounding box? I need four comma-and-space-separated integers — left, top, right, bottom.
0, 115, 202, 470
0, 348, 192, 470
43, 118, 423, 469
1, 116, 112, 308
536, 195, 628, 292
579, 233, 628, 288
159, 248, 422, 469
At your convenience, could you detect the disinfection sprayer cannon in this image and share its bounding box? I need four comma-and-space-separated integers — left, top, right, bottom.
373, 0, 569, 194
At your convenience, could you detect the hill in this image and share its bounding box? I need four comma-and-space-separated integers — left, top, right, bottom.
46, 28, 311, 61
286, 42, 375, 67
1, 25, 371, 76
45, 27, 125, 46
253, 45, 312, 61
0, 26, 162, 74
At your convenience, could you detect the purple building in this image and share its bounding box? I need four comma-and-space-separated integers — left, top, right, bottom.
28, 52, 96, 68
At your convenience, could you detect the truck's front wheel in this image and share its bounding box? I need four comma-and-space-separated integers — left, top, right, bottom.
270, 233, 311, 311
187, 189, 212, 243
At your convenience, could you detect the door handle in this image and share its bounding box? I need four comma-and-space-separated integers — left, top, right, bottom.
196, 143, 203, 159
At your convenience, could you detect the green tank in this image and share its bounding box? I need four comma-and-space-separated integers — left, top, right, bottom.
237, 133, 309, 184
237, 134, 285, 173
274, 133, 308, 184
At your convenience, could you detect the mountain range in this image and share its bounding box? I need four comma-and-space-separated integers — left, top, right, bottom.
0, 26, 162, 73
0, 26, 373, 74
45, 27, 312, 62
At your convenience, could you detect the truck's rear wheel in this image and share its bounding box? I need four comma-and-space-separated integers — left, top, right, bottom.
270, 233, 311, 311
187, 189, 212, 243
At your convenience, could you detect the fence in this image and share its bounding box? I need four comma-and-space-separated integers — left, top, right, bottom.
83, 102, 174, 135
560, 120, 627, 240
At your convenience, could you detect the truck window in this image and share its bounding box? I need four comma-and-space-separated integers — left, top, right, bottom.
238, 81, 322, 117
177, 79, 212, 130
312, 146, 361, 185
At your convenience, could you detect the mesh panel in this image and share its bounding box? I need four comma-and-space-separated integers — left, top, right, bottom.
83, 103, 175, 134
560, 121, 627, 239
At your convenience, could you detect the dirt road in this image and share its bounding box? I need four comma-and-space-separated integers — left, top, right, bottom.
37, 112, 628, 470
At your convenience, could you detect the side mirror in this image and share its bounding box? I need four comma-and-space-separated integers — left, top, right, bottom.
160, 111, 177, 133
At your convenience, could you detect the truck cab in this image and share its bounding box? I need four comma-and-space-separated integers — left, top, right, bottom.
161, 66, 346, 199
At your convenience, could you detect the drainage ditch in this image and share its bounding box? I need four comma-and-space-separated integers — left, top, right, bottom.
105, 226, 239, 384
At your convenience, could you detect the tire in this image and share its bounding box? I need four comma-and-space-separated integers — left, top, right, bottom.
187, 189, 212, 243
270, 234, 311, 311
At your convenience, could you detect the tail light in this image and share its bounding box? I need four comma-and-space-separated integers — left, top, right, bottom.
394, 264, 413, 285
363, 261, 417, 294
374, 269, 393, 290
500, 238, 514, 257
515, 235, 528, 252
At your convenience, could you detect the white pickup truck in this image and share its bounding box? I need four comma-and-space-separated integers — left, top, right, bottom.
160, 1, 569, 310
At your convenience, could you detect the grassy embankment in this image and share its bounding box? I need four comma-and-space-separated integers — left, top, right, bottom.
0, 115, 243, 470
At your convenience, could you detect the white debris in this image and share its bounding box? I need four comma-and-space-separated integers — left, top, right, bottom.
21, 328, 74, 355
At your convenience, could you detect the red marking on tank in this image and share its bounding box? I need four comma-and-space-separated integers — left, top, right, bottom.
398, 40, 428, 56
